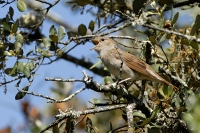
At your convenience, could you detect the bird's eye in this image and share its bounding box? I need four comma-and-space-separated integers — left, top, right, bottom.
101, 38, 104, 41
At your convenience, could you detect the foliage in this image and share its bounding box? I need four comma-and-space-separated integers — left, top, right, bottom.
0, 0, 200, 133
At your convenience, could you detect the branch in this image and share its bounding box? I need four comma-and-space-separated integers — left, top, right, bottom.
126, 103, 136, 132
40, 104, 129, 133
45, 70, 151, 115
1, 0, 15, 8
48, 88, 86, 103
17, 88, 57, 101
0, 76, 25, 87
143, 23, 200, 43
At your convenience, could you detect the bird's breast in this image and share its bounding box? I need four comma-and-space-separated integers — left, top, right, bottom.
100, 52, 139, 81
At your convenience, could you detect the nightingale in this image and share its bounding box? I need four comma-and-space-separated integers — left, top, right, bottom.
91, 36, 178, 90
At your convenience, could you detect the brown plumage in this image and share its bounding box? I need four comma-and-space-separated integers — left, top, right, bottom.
92, 36, 178, 90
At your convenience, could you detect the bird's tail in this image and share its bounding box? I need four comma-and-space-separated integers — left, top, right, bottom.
161, 78, 179, 90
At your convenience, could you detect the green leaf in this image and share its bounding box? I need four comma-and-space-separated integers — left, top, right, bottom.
9, 63, 18, 76
3, 22, 10, 31
52, 124, 59, 133
12, 19, 19, 33
159, 33, 167, 43
139, 118, 151, 127
16, 62, 26, 73
92, 98, 101, 104
86, 117, 92, 126
181, 38, 199, 50
104, 76, 113, 85
43, 38, 52, 49
150, 105, 160, 119
58, 26, 66, 41
85, 117, 95, 133
49, 25, 57, 35
11, 62, 32, 79
162, 85, 168, 96
4, 51, 15, 56
191, 14, 200, 35
9, 6, 14, 18
189, 40, 199, 50
27, 61, 35, 71
49, 25, 58, 42
9, 62, 32, 78
90, 61, 102, 69
17, 0, 27, 12
133, 111, 146, 119
6, 14, 9, 23
171, 12, 179, 25
67, 31, 79, 38
4, 68, 17, 76
158, 87, 165, 98
66, 118, 75, 133
36, 48, 53, 57
167, 85, 173, 96
88, 20, 95, 32
23, 64, 31, 79
15, 86, 29, 100
149, 36, 157, 44
15, 33, 24, 43
169, 6, 173, 20
78, 24, 87, 36
15, 41, 22, 53
128, 86, 140, 98
57, 48, 66, 57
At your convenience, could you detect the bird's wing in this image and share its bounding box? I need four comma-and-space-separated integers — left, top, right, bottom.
112, 49, 161, 80
110, 48, 179, 90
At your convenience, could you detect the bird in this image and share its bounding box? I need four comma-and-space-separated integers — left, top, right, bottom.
91, 36, 178, 90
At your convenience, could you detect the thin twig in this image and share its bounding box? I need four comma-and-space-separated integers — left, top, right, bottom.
0, 76, 25, 86
75, 114, 87, 126
45, 77, 84, 82
17, 88, 57, 101
47, 88, 86, 103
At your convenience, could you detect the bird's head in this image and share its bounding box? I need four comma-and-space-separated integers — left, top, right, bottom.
91, 37, 116, 54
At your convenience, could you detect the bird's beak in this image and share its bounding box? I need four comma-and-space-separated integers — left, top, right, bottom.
92, 39, 99, 45
90, 39, 99, 50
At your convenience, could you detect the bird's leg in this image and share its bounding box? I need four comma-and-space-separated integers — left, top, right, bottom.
139, 80, 147, 101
